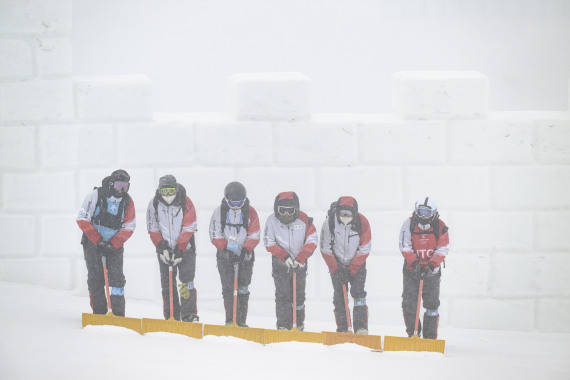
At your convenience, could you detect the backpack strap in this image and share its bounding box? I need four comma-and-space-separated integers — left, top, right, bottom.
220, 198, 250, 232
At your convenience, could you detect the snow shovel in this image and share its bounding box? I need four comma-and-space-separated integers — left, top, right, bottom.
264, 271, 324, 344
383, 268, 445, 354
82, 256, 142, 333
141, 263, 203, 339
204, 262, 265, 344
322, 283, 381, 351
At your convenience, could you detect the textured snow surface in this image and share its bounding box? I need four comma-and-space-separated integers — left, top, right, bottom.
1, 282, 569, 380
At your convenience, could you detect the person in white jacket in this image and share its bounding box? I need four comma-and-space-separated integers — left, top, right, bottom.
263, 191, 318, 330
209, 182, 260, 327
146, 175, 198, 322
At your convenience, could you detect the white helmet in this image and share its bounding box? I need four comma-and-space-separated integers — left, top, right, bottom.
414, 197, 438, 225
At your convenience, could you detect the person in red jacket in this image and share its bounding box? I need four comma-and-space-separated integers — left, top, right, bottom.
209, 182, 260, 327
76, 169, 136, 316
320, 196, 371, 334
147, 175, 198, 322
263, 192, 318, 330
399, 197, 449, 339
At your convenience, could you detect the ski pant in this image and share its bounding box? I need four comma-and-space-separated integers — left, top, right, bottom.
216, 250, 254, 325
401, 263, 441, 339
330, 263, 368, 332
83, 240, 126, 316
157, 248, 197, 321
272, 256, 307, 330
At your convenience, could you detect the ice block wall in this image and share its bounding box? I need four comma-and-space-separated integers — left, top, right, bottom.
1, 0, 570, 332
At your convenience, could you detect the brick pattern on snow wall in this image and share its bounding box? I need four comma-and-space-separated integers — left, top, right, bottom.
1, 0, 570, 333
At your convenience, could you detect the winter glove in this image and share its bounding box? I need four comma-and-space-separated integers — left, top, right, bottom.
402, 251, 418, 270
226, 238, 240, 254
284, 257, 295, 270
178, 282, 191, 299
240, 248, 253, 262
293, 260, 306, 269
159, 248, 174, 266
156, 240, 169, 255
428, 253, 445, 269
332, 266, 349, 284
97, 240, 115, 255
171, 247, 183, 266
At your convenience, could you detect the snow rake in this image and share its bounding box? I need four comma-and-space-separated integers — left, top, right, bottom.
203, 263, 265, 344
141, 265, 203, 339
264, 271, 324, 345
383, 272, 445, 354
82, 256, 142, 333
322, 283, 381, 351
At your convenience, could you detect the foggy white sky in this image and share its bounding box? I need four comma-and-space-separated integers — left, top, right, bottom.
73, 0, 570, 113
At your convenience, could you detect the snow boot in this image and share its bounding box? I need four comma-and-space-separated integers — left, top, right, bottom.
422, 314, 439, 339
237, 293, 249, 327
404, 312, 421, 337
180, 288, 197, 322
223, 296, 233, 324
334, 307, 348, 332
353, 305, 368, 333
90, 288, 107, 314
110, 294, 125, 317
296, 306, 305, 330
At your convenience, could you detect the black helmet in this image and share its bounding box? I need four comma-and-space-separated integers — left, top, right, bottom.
274, 191, 299, 225
224, 181, 246, 209
108, 169, 130, 197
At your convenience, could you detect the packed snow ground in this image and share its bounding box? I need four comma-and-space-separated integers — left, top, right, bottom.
1, 282, 569, 380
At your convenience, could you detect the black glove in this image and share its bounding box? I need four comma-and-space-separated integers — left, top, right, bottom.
332, 266, 349, 284
156, 240, 169, 255
170, 247, 183, 266
97, 240, 115, 254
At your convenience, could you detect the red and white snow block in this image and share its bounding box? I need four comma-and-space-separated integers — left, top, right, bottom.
392, 71, 488, 120
229, 72, 310, 121
75, 75, 153, 121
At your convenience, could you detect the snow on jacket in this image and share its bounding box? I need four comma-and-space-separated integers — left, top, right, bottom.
263, 211, 318, 264
399, 217, 449, 270
147, 196, 197, 251
209, 205, 260, 253
320, 213, 371, 275
77, 189, 136, 249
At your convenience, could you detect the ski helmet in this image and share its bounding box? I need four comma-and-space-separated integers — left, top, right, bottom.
224, 181, 246, 209
108, 169, 130, 197
274, 191, 299, 225
414, 196, 438, 225
158, 174, 177, 205
336, 196, 358, 225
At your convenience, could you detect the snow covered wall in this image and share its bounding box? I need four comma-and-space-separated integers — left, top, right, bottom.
1, 0, 570, 333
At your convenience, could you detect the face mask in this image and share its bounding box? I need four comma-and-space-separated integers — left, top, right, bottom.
162, 194, 176, 204
339, 215, 353, 225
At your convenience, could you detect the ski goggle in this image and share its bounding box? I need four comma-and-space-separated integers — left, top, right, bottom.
338, 209, 353, 218
225, 197, 245, 209
113, 181, 130, 192
159, 187, 177, 197
417, 205, 434, 218
277, 206, 296, 216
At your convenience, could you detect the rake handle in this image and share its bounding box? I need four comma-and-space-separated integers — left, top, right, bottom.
169, 266, 174, 321
414, 278, 424, 335
233, 262, 239, 327
102, 256, 112, 313
293, 271, 297, 328
342, 283, 352, 331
